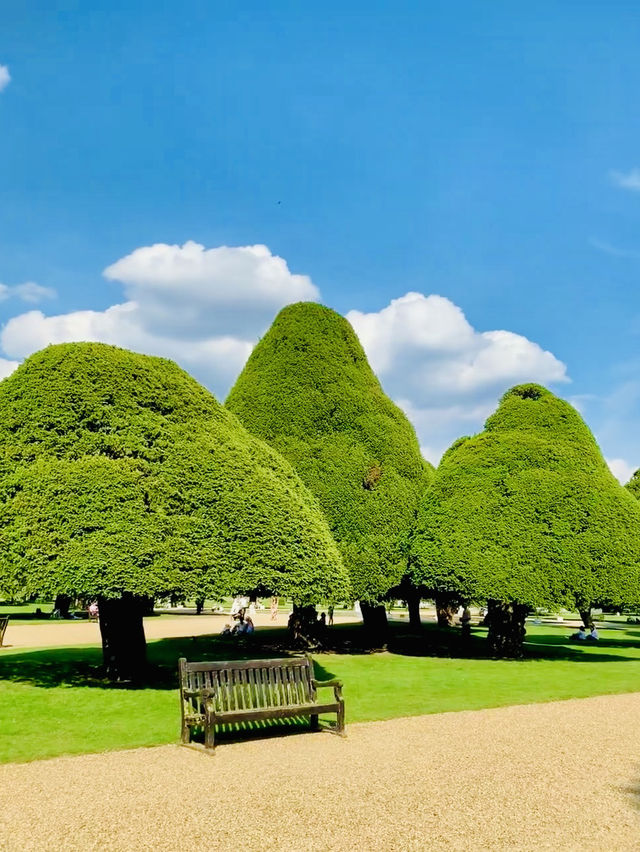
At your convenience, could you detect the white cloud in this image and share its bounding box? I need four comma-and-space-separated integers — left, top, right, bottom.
0, 253, 569, 455
1, 242, 317, 396
610, 169, 640, 192
0, 358, 19, 381
606, 457, 636, 485
103, 241, 318, 339
2, 304, 254, 395
347, 292, 569, 461
0, 65, 10, 92
0, 282, 56, 303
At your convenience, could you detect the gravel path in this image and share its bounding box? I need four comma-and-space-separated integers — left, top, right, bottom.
1, 611, 362, 650
1, 693, 639, 851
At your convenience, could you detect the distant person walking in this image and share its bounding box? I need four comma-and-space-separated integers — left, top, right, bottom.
270, 596, 279, 621
460, 605, 471, 641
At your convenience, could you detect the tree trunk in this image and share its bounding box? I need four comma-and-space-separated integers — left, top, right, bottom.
486, 599, 528, 657
98, 594, 147, 680
360, 601, 388, 642
434, 592, 458, 627
141, 596, 155, 616
195, 597, 205, 615
54, 594, 71, 618
579, 608, 594, 630
406, 588, 422, 630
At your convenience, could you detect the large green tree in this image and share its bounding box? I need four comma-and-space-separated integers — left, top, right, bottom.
226, 302, 433, 633
0, 343, 349, 677
410, 383, 640, 654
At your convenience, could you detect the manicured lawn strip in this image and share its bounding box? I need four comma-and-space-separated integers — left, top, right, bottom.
1, 624, 640, 765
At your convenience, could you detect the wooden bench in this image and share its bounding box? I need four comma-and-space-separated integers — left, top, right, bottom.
0, 616, 8, 647
178, 655, 345, 750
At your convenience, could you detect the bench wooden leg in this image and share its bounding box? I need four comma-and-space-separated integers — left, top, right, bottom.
336, 701, 346, 736
181, 721, 190, 744
204, 714, 216, 750
310, 713, 319, 731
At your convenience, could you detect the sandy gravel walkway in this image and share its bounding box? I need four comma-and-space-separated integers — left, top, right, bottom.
1, 693, 639, 851
1, 611, 362, 650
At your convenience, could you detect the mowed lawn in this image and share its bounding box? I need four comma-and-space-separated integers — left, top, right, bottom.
1, 622, 640, 764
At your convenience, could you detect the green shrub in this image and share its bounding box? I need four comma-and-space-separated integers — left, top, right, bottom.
226, 302, 433, 604
0, 343, 350, 607
410, 383, 640, 613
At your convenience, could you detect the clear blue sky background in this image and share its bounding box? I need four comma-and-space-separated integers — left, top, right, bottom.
2, 1, 640, 473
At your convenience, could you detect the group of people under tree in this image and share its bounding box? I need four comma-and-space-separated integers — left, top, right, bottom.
221, 608, 255, 638
570, 624, 599, 642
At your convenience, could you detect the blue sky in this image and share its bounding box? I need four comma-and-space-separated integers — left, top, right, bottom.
2, 1, 640, 477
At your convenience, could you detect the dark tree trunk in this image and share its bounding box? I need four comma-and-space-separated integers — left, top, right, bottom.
141, 596, 155, 616
406, 588, 422, 630
486, 600, 528, 657
195, 597, 205, 615
434, 592, 458, 627
54, 594, 71, 618
579, 608, 594, 630
98, 594, 147, 680
360, 601, 388, 642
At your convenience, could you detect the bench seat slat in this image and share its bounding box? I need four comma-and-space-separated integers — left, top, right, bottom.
210, 702, 341, 726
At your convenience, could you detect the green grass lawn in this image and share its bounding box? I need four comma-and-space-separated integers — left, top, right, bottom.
1, 621, 640, 765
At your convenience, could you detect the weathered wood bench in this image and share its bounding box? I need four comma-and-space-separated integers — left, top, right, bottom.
0, 616, 8, 647
178, 655, 345, 750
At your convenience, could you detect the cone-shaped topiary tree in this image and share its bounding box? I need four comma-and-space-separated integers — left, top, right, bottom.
226, 302, 433, 635
0, 343, 349, 678
410, 383, 640, 655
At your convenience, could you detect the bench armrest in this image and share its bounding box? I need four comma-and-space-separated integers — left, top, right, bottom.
312, 678, 343, 701
182, 688, 215, 699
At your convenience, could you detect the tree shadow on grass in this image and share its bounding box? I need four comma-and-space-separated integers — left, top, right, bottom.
0, 621, 637, 691
386, 622, 640, 664
0, 630, 339, 690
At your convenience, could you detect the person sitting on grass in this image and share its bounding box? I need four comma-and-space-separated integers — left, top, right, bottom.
587, 625, 599, 641
570, 626, 587, 641
233, 616, 254, 637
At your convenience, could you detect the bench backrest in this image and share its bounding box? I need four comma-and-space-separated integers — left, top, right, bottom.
0, 616, 8, 646
179, 656, 316, 713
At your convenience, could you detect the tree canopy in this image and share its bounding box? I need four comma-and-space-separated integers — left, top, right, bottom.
226, 302, 433, 605
410, 383, 640, 613
0, 343, 350, 607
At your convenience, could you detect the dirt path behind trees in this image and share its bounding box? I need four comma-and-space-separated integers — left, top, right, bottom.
1, 693, 639, 851
1, 609, 365, 650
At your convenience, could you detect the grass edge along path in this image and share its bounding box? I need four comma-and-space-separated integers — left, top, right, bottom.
2, 623, 640, 765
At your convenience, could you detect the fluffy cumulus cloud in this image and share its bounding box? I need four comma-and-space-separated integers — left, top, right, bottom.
0, 247, 570, 457
103, 241, 318, 339
0, 65, 10, 92
1, 242, 317, 396
347, 292, 569, 463
610, 168, 640, 192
